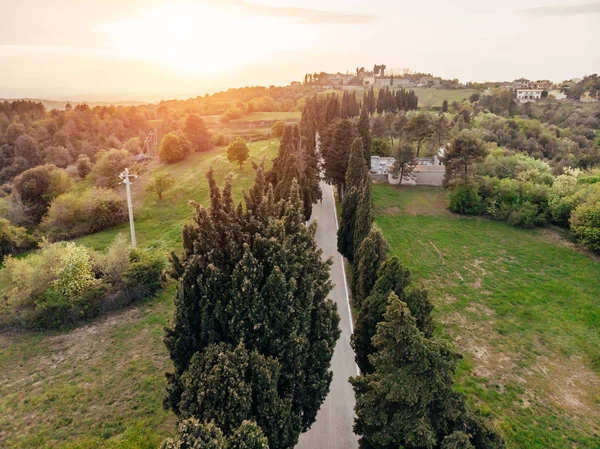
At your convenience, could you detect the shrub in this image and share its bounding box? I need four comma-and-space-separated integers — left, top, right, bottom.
508, 201, 545, 228
570, 202, 600, 253
0, 236, 165, 329
448, 183, 484, 215
90, 149, 134, 188
0, 218, 35, 259
42, 188, 128, 239
159, 133, 191, 164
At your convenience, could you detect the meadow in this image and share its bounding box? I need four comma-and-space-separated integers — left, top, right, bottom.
373, 184, 600, 449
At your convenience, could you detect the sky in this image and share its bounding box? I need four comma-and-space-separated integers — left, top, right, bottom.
0, 0, 598, 100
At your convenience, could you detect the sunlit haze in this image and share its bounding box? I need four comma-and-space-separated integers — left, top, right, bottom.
0, 0, 598, 99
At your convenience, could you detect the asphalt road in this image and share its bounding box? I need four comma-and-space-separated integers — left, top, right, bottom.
296, 181, 359, 449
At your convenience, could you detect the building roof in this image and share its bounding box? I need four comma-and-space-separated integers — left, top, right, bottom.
516, 88, 544, 92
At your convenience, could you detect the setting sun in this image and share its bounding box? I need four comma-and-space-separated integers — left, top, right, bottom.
101, 3, 295, 75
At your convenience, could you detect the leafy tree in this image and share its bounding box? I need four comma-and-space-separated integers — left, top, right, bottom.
76, 154, 92, 178
370, 138, 391, 156
15, 134, 41, 167
443, 133, 488, 185
160, 132, 192, 164
432, 114, 452, 150
406, 113, 434, 156
227, 137, 250, 169
321, 119, 358, 199
185, 114, 213, 152
442, 99, 449, 113
146, 174, 175, 200
90, 148, 134, 188
469, 92, 481, 103
353, 177, 374, 259
124, 137, 142, 155
351, 294, 504, 449
352, 226, 389, 307
357, 106, 372, 164
271, 121, 286, 139
44, 145, 73, 168
12, 164, 73, 223
390, 143, 417, 186
164, 170, 339, 449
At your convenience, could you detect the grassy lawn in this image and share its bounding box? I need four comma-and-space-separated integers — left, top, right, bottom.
0, 141, 279, 448
0, 285, 175, 449
412, 88, 477, 109
373, 184, 600, 449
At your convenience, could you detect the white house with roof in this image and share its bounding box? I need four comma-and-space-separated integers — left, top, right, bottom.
516, 88, 543, 103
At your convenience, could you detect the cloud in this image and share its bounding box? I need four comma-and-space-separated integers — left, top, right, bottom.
217, 0, 376, 24
519, 1, 600, 16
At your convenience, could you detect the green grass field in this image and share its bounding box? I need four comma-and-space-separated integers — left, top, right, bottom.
373, 184, 600, 449
412, 88, 477, 109
0, 141, 279, 448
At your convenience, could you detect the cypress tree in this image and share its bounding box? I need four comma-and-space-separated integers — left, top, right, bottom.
164, 170, 339, 449
269, 124, 321, 221
337, 186, 359, 262
351, 257, 411, 373
345, 138, 368, 193
352, 226, 389, 307
351, 294, 504, 449
352, 177, 374, 258
320, 119, 358, 199
357, 106, 372, 165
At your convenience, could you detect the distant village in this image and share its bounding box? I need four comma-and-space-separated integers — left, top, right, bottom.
293, 65, 600, 104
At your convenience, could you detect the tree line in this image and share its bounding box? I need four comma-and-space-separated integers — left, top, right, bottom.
161, 117, 329, 448
334, 129, 506, 448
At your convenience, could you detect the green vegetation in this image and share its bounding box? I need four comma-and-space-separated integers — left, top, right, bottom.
373, 184, 600, 449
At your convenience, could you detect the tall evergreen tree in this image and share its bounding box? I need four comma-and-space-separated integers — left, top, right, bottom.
337, 186, 359, 262
346, 138, 368, 193
165, 170, 339, 449
353, 177, 374, 258
268, 124, 321, 221
357, 106, 372, 165
321, 119, 358, 199
351, 294, 504, 449
352, 226, 389, 307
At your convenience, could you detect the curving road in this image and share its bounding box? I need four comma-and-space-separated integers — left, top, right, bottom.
296, 181, 359, 449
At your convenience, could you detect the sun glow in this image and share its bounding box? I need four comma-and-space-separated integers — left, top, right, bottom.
101, 4, 292, 76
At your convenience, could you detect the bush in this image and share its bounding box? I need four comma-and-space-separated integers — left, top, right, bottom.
42, 188, 128, 240
76, 154, 93, 178
0, 218, 35, 259
90, 149, 134, 188
508, 201, 545, 228
570, 202, 600, 253
448, 183, 484, 215
159, 133, 191, 164
0, 236, 165, 329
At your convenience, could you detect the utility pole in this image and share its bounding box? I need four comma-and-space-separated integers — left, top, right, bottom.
119, 168, 137, 249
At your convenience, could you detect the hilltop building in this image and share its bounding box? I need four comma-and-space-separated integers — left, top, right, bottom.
516, 88, 544, 103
